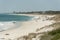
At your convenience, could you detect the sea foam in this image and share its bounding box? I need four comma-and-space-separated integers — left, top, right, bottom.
0, 21, 17, 31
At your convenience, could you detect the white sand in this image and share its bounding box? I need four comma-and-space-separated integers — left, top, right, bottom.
0, 14, 55, 40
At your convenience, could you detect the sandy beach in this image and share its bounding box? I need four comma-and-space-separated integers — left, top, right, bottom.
0, 14, 56, 40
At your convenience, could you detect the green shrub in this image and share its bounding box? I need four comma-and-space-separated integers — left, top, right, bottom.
48, 28, 60, 35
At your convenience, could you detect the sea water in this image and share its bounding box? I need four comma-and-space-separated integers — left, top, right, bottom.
0, 13, 33, 31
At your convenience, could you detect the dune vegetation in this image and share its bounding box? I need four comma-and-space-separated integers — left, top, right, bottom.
40, 15, 60, 40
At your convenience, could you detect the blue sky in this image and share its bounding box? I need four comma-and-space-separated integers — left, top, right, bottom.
0, 0, 60, 13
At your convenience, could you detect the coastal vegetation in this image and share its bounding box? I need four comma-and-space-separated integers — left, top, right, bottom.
40, 15, 60, 40
22, 22, 60, 40
40, 28, 60, 40
15, 14, 60, 40
14, 10, 60, 15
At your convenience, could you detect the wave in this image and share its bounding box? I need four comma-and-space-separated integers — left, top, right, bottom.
0, 21, 21, 32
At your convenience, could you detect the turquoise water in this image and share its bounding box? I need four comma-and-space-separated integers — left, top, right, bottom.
0, 13, 33, 31
0, 14, 33, 21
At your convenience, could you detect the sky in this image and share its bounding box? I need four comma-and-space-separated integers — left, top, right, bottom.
0, 0, 60, 13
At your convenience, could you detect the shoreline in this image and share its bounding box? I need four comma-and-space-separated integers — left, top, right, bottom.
0, 14, 56, 40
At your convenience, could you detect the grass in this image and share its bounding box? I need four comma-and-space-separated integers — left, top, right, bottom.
51, 34, 60, 40
40, 22, 60, 40
40, 28, 60, 40
48, 28, 60, 35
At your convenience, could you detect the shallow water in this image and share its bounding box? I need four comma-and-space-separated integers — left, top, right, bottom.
0, 13, 33, 31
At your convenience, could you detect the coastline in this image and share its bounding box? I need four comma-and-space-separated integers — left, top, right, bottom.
0, 14, 56, 40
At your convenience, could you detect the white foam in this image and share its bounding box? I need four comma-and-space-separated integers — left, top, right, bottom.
0, 22, 16, 31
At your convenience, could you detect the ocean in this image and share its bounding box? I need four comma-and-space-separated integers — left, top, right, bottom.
0, 13, 33, 21
0, 13, 33, 31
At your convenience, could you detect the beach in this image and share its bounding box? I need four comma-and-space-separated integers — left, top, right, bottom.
0, 14, 55, 40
